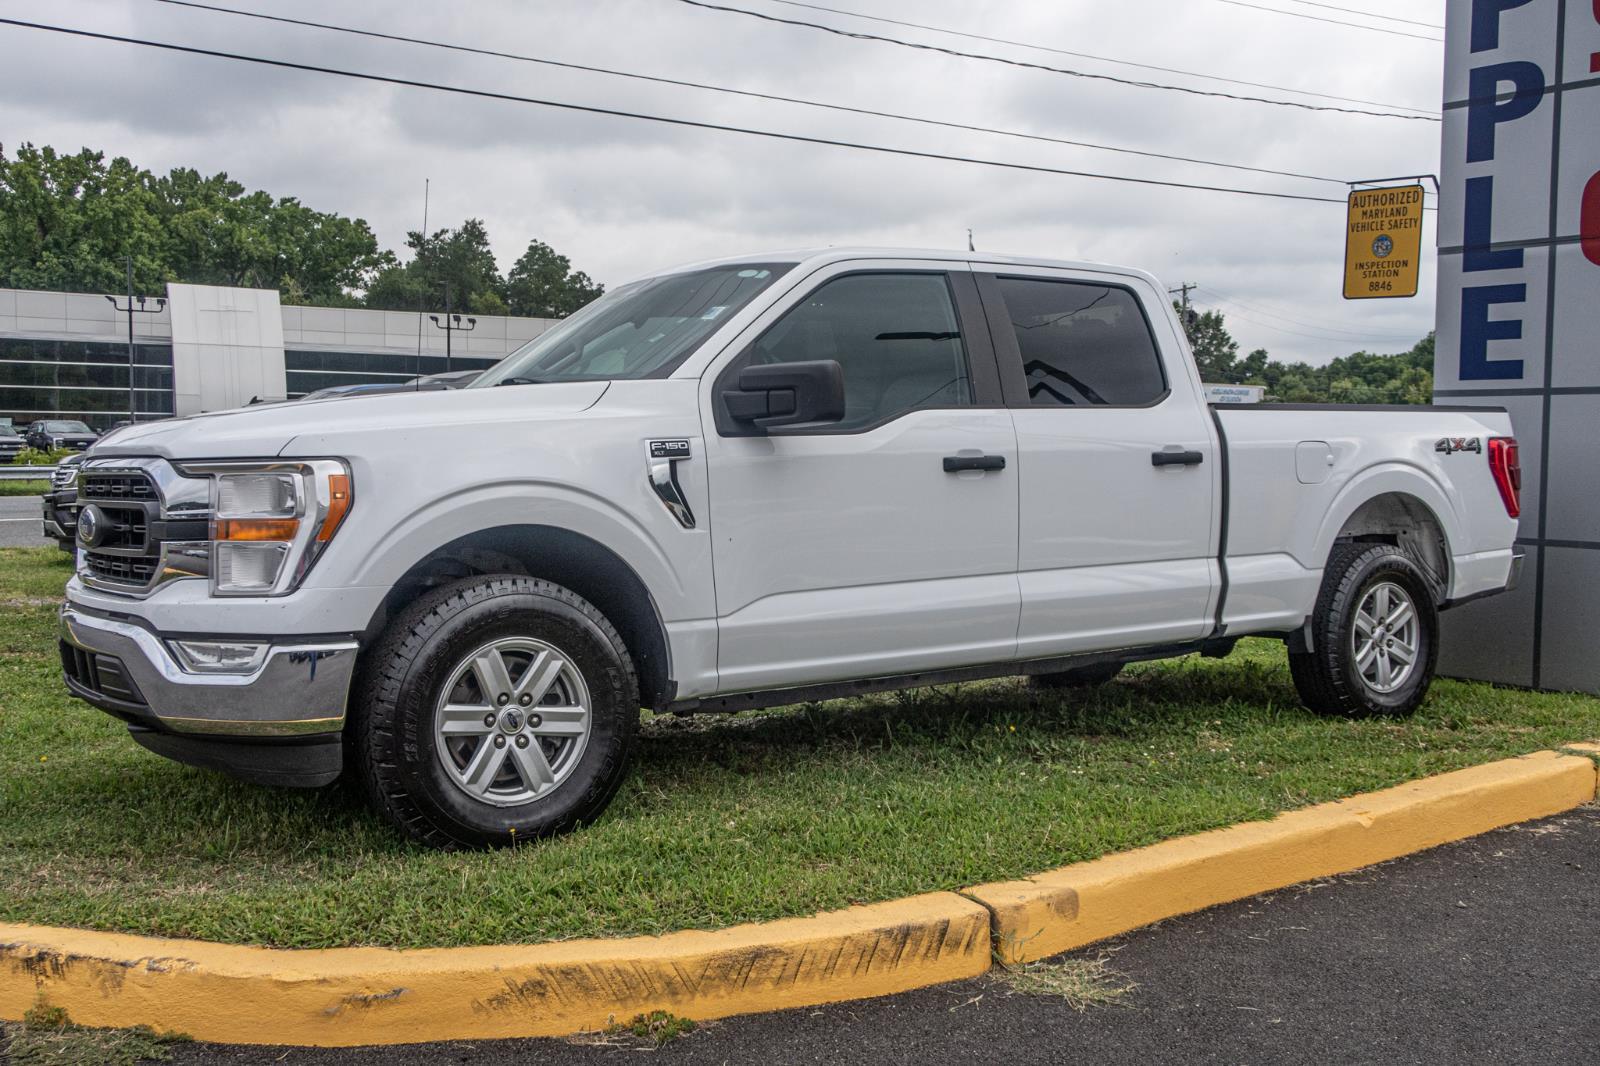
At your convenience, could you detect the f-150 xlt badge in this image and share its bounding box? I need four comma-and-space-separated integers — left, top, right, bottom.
648, 439, 692, 460
1435, 437, 1482, 455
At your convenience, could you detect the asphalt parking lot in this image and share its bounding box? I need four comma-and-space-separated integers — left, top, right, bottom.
173, 804, 1599, 1066
0, 496, 50, 549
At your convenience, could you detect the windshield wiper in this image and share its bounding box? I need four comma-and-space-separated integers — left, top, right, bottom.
494, 376, 558, 386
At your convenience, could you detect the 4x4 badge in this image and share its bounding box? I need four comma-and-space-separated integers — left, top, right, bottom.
1435, 437, 1482, 455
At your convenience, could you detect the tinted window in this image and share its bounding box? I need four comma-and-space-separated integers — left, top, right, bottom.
994, 278, 1166, 406
748, 273, 971, 430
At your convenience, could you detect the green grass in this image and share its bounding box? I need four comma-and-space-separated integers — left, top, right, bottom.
0, 478, 47, 496
1, 546, 1597, 950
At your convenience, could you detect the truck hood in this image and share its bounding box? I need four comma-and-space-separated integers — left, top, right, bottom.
86, 381, 612, 460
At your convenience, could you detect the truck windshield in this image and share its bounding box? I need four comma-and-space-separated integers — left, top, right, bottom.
472, 262, 794, 386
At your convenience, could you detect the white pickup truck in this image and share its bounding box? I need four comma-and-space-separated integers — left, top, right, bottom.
60, 248, 1523, 847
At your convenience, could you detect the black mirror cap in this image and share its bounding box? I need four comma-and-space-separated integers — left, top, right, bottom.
721, 359, 845, 434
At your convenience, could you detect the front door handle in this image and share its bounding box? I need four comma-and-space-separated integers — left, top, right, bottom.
943, 454, 1006, 473
1151, 448, 1205, 467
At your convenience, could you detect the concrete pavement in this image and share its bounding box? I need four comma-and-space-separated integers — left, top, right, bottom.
0, 495, 51, 549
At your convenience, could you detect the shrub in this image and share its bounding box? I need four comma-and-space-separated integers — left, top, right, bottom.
14, 446, 71, 466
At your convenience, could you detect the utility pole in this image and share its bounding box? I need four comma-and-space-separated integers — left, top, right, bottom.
428, 284, 476, 377
1168, 282, 1197, 339
104, 256, 166, 423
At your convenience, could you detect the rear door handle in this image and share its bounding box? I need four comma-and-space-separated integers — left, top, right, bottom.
943, 454, 1006, 473
1151, 448, 1205, 467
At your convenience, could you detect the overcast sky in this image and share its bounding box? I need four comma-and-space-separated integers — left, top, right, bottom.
1, 0, 1447, 364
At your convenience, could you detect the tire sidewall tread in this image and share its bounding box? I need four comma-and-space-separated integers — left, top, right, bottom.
352, 575, 638, 849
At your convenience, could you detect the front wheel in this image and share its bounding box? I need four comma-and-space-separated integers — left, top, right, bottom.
1289, 542, 1439, 718
354, 575, 639, 848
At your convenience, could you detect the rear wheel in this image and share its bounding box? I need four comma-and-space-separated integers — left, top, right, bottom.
1030, 661, 1124, 691
1289, 542, 1438, 718
354, 575, 638, 848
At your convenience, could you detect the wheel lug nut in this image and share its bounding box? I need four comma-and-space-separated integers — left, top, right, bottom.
493, 735, 506, 748
515, 735, 529, 748
529, 714, 542, 728
497, 693, 510, 705
518, 694, 532, 706
482, 714, 496, 727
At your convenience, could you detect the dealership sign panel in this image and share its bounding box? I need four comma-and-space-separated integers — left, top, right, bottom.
1344, 184, 1425, 298
1434, 0, 1600, 693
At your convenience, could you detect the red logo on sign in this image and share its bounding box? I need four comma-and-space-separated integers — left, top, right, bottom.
1583, 171, 1600, 267
1592, 0, 1599, 72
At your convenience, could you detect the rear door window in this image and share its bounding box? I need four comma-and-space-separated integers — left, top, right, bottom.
991, 278, 1167, 407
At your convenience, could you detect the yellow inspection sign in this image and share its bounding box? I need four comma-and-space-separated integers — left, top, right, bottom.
1343, 183, 1425, 299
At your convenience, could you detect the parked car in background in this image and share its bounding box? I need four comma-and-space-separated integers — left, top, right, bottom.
25, 419, 99, 452
59, 248, 1523, 849
41, 452, 87, 554
0, 417, 24, 463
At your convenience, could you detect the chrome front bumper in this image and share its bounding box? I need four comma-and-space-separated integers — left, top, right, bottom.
59, 605, 358, 738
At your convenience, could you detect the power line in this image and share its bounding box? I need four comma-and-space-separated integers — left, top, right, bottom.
1271, 0, 1443, 30
1211, 0, 1444, 41
152, 0, 1348, 187
672, 0, 1440, 122
0, 16, 1351, 207
760, 0, 1438, 116
1196, 294, 1425, 345
1198, 285, 1421, 338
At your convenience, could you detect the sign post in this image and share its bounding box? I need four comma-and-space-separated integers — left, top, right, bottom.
1343, 183, 1425, 299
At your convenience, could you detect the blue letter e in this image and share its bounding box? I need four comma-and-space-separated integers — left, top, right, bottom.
1459, 284, 1527, 381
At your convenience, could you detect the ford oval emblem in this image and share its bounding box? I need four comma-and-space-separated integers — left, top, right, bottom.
76, 504, 103, 548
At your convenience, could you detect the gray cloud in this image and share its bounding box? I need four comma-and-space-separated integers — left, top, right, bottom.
0, 0, 1448, 362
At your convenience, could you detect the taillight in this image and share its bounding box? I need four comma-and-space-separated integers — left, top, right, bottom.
1488, 437, 1521, 519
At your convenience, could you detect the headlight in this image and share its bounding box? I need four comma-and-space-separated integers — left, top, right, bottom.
175, 460, 353, 596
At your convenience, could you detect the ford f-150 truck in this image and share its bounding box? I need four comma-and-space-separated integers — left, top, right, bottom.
58, 249, 1523, 848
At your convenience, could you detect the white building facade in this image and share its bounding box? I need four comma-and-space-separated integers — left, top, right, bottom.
0, 283, 557, 427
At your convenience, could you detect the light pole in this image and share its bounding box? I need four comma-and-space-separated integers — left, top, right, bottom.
428, 285, 476, 377
104, 256, 165, 423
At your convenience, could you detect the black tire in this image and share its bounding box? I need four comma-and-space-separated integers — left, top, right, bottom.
1288, 542, 1439, 718
1030, 661, 1125, 691
353, 575, 639, 849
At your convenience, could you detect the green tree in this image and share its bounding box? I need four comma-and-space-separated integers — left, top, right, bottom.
154, 167, 389, 304
365, 219, 507, 314
1180, 307, 1240, 382
0, 143, 166, 293
0, 142, 388, 305
503, 239, 603, 318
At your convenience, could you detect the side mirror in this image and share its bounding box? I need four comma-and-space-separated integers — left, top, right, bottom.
721, 360, 845, 434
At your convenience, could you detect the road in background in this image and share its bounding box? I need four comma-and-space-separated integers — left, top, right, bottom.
0, 496, 52, 549
172, 805, 1600, 1065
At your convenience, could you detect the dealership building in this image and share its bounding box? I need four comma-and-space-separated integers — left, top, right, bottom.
0, 283, 558, 430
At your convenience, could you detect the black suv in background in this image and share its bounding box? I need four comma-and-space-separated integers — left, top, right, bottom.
25, 419, 99, 452
41, 452, 86, 553
0, 418, 23, 463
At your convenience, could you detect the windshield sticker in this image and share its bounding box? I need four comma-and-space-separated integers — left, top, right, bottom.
701, 306, 728, 320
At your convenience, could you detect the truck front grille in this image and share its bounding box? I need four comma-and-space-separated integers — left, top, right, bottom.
80, 470, 163, 590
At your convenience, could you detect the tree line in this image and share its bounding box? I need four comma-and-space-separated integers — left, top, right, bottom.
1181, 306, 1435, 405
0, 142, 602, 317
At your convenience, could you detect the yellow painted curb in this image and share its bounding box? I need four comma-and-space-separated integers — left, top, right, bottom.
966, 750, 1598, 965
2, 750, 1594, 1046
0, 892, 990, 1047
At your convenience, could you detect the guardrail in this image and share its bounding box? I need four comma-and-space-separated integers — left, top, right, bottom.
5, 466, 59, 482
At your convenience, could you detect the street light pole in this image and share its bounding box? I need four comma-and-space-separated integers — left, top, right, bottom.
104, 256, 165, 423
428, 284, 476, 378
